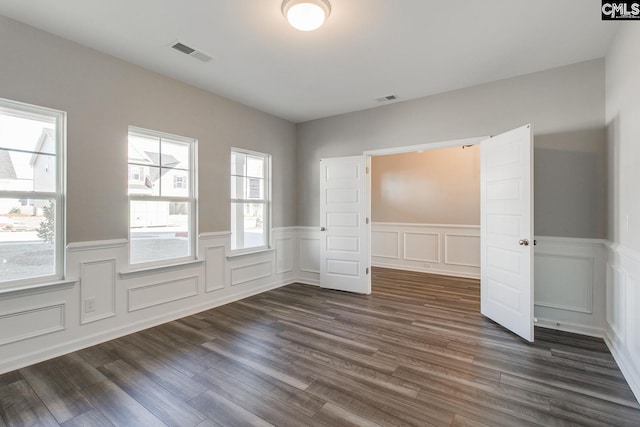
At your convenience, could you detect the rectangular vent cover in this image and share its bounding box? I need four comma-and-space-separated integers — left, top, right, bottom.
376, 95, 398, 102
171, 42, 214, 63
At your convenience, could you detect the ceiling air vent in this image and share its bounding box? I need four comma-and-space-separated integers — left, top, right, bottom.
170, 41, 214, 63
376, 95, 398, 103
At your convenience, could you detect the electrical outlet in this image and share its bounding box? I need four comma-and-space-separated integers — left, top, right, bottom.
84, 298, 96, 313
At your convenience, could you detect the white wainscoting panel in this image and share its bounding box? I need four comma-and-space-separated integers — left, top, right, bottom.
231, 261, 273, 287
535, 254, 593, 314
628, 274, 640, 360
204, 245, 226, 292
445, 234, 480, 268
276, 237, 295, 274
372, 223, 480, 279
80, 259, 116, 324
605, 244, 640, 404
0, 303, 65, 346
606, 264, 626, 340
128, 276, 199, 312
296, 227, 321, 285
371, 231, 399, 259
533, 237, 607, 338
300, 238, 320, 273
404, 232, 440, 263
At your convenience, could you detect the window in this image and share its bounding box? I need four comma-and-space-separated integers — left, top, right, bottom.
128, 127, 196, 265
231, 149, 270, 251
0, 98, 65, 287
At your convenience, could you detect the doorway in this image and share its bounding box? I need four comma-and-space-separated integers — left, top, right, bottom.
368, 144, 481, 281
319, 126, 535, 341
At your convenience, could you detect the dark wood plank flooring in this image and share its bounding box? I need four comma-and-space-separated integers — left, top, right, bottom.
1, 267, 639, 426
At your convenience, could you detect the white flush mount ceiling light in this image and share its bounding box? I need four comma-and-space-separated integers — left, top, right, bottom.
282, 0, 331, 31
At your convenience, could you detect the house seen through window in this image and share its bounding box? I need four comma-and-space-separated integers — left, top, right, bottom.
0, 98, 65, 287
128, 127, 196, 265
231, 149, 270, 251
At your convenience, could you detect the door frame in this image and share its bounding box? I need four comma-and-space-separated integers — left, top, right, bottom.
350, 132, 535, 341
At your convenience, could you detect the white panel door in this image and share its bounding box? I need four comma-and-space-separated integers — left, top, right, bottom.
319, 156, 370, 294
481, 125, 534, 342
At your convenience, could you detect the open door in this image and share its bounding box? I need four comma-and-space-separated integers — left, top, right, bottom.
481, 124, 534, 342
319, 156, 370, 294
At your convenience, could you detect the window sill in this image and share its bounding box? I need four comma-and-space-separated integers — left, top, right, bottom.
0, 279, 77, 297
227, 247, 274, 259
119, 259, 204, 279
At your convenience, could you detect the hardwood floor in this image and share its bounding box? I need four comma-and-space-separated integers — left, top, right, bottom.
1, 267, 639, 426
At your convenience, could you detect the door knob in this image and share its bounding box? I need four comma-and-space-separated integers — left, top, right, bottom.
320, 227, 326, 231
519, 239, 529, 246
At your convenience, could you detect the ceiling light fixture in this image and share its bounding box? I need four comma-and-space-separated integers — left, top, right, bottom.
282, 0, 331, 31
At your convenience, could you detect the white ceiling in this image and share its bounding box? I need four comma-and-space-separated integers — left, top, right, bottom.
0, 0, 618, 123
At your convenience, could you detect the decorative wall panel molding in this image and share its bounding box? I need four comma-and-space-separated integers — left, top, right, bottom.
534, 254, 593, 314
444, 234, 480, 268
80, 259, 116, 324
371, 230, 399, 259
372, 223, 480, 279
533, 236, 606, 338
230, 261, 273, 287
605, 244, 640, 401
276, 237, 295, 274
605, 244, 640, 403
403, 232, 440, 263
204, 245, 226, 292
128, 276, 199, 312
0, 303, 65, 346
606, 263, 626, 340
299, 237, 321, 274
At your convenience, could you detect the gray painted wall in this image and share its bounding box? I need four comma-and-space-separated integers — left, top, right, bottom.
606, 24, 640, 252
0, 16, 297, 243
371, 146, 480, 225
297, 59, 607, 239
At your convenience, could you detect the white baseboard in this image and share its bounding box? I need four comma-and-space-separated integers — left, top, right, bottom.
535, 318, 604, 338
372, 262, 480, 280
295, 279, 320, 287
605, 334, 640, 405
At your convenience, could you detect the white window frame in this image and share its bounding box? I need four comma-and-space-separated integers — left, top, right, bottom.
230, 148, 271, 254
127, 126, 197, 268
0, 98, 66, 289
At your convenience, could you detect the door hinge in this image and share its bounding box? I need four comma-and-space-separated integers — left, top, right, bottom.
366, 267, 369, 275
366, 217, 369, 224
366, 166, 369, 174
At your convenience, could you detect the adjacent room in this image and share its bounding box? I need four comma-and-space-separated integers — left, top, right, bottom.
0, 1, 639, 425
370, 145, 481, 280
